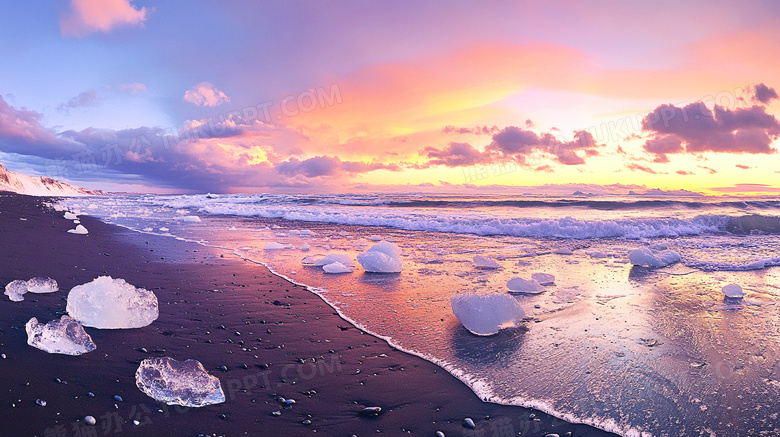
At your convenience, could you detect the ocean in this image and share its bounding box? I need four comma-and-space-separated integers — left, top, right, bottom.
57, 193, 780, 437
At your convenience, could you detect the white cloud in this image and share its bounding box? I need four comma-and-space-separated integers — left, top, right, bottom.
183, 82, 231, 107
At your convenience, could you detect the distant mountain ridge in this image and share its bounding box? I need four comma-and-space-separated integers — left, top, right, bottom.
0, 163, 103, 196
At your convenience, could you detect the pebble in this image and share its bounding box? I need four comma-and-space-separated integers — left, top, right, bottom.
84, 416, 96, 426
133, 420, 140, 426
302, 419, 312, 425
462, 417, 475, 429
271, 410, 282, 417
87, 392, 95, 397
360, 406, 382, 416
544, 434, 560, 437
113, 395, 123, 402
436, 432, 445, 437
36, 399, 47, 407
219, 365, 228, 372
1, 353, 6, 359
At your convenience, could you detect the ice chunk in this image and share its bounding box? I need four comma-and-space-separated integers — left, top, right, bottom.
323, 262, 354, 274
473, 255, 500, 269
357, 241, 402, 273
135, 357, 225, 407
290, 229, 314, 236
451, 294, 525, 336
67, 225, 88, 235
64, 212, 78, 220
721, 283, 744, 298
66, 276, 159, 329
506, 277, 544, 294
25, 316, 96, 355
159, 227, 169, 232
264, 242, 286, 250
367, 235, 383, 241
175, 215, 201, 223
4, 280, 28, 302
587, 250, 607, 258
26, 277, 59, 294
553, 248, 574, 255
628, 248, 681, 268
301, 243, 311, 251
531, 273, 555, 285
302, 253, 352, 266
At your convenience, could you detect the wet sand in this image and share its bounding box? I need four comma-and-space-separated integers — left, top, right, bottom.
0, 192, 618, 437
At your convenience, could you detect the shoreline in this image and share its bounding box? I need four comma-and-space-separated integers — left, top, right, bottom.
0, 192, 618, 437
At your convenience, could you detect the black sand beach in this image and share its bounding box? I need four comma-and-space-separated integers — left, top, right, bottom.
0, 192, 619, 437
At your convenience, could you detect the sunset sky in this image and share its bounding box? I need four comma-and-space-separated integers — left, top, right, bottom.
1, 0, 780, 194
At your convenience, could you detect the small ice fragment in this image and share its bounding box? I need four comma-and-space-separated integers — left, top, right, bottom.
26, 277, 58, 294
531, 273, 555, 285
228, 226, 237, 231
628, 248, 681, 268
175, 216, 201, 223
587, 251, 607, 258
264, 242, 286, 250
506, 277, 544, 294
721, 283, 744, 298
4, 280, 28, 302
302, 254, 352, 266
553, 248, 573, 255
64, 212, 78, 220
337, 231, 350, 237
84, 416, 96, 426
143, 227, 153, 232
25, 316, 96, 355
357, 241, 402, 273
451, 294, 525, 336
68, 225, 89, 235
473, 255, 500, 269
135, 357, 225, 407
159, 227, 169, 232
301, 243, 311, 251
66, 276, 159, 329
323, 262, 354, 274
367, 235, 383, 241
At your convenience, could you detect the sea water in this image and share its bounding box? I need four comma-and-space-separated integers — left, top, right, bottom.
58, 193, 780, 436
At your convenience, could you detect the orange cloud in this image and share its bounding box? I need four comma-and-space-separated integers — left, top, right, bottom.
60, 0, 147, 37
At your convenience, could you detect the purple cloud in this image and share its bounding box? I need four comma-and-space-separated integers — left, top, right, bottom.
753, 83, 778, 104
641, 100, 780, 161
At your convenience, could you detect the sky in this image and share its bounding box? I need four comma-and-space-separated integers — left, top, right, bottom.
1, 0, 780, 195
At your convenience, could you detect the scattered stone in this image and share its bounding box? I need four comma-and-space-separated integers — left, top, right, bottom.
84, 416, 96, 426
722, 283, 744, 298
463, 417, 475, 428
473, 255, 500, 269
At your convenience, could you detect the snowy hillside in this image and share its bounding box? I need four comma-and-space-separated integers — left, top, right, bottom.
0, 163, 103, 196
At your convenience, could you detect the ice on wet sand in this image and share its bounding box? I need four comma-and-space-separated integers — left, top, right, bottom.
506, 277, 544, 293
135, 357, 225, 407
4, 280, 29, 302
26, 277, 59, 294
451, 294, 525, 336
264, 242, 286, 250
67, 224, 89, 235
25, 316, 96, 355
302, 253, 352, 267
323, 261, 354, 274
66, 276, 159, 329
473, 255, 500, 269
357, 241, 402, 273
4, 277, 58, 302
722, 283, 744, 298
63, 212, 78, 220
628, 248, 681, 268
